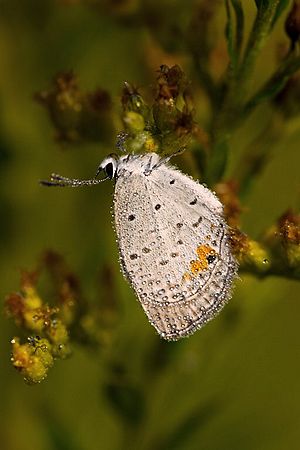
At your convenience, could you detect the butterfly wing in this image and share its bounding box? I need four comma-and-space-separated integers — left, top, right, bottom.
113, 160, 238, 340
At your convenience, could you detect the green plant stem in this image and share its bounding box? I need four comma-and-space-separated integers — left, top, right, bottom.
232, 0, 244, 60
240, 265, 300, 281
217, 1, 280, 132
209, 1, 281, 169
237, 0, 281, 95
245, 54, 300, 115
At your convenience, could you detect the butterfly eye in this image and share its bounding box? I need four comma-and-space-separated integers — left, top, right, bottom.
104, 161, 115, 179
98, 155, 118, 179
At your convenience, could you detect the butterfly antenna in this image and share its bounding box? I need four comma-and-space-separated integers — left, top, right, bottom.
40, 173, 108, 188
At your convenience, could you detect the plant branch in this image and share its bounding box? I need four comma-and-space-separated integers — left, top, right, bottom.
237, 0, 281, 93
244, 53, 300, 115
230, 211, 300, 282
211, 1, 281, 144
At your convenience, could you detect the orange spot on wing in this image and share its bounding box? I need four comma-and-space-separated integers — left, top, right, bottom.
196, 244, 216, 261
190, 258, 207, 274
182, 245, 218, 283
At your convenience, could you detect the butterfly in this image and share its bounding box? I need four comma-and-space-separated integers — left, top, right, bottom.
41, 152, 238, 340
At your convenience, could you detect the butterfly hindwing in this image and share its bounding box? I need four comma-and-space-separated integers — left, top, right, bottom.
113, 155, 237, 340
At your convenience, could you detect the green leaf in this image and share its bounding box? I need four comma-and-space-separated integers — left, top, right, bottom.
245, 55, 300, 113
225, 0, 237, 70
225, 0, 244, 70
254, 0, 272, 11
236, 0, 281, 95
231, 0, 244, 58
205, 139, 230, 185
254, 0, 288, 21
272, 0, 290, 27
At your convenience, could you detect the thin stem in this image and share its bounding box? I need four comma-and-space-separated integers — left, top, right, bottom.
236, 0, 280, 92
240, 266, 300, 281
244, 54, 300, 116
211, 1, 280, 144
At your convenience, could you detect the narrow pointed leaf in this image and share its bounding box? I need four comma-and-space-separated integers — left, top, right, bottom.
225, 0, 237, 70
272, 0, 290, 27
231, 0, 244, 57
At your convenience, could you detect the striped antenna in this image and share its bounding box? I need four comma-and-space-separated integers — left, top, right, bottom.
40, 173, 108, 188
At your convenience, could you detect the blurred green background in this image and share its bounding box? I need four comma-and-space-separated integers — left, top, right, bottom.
1, 1, 300, 449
